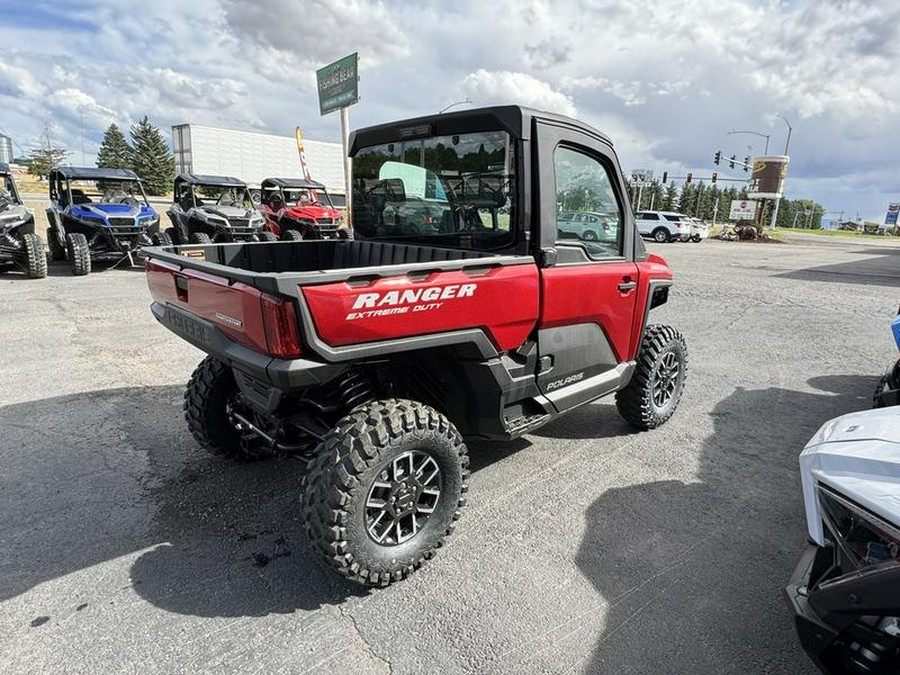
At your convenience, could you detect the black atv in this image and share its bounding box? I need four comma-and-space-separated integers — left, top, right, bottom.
46, 167, 166, 276
0, 164, 46, 278
165, 174, 272, 244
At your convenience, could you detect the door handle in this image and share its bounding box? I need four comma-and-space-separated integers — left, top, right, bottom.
617, 279, 637, 292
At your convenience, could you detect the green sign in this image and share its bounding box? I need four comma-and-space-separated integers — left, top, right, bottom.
316, 53, 359, 116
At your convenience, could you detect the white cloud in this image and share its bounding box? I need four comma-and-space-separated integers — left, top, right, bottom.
461, 70, 577, 117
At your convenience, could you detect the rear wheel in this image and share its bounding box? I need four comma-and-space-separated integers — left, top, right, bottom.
582, 230, 598, 241
190, 232, 212, 245
691, 234, 702, 243
184, 356, 277, 461
303, 399, 468, 587
22, 233, 47, 278
282, 229, 303, 241
153, 231, 173, 247
165, 227, 179, 245
258, 231, 278, 242
66, 233, 91, 276
652, 227, 670, 243
616, 324, 688, 429
47, 228, 66, 261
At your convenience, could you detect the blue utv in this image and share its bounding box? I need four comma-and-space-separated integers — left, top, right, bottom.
0, 163, 46, 278
46, 167, 167, 276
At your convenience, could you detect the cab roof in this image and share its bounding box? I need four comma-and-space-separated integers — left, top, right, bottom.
52, 166, 140, 181
349, 105, 612, 155
0, 162, 10, 176
175, 173, 246, 188
261, 177, 326, 190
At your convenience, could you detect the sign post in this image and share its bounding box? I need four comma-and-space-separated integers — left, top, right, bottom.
747, 155, 789, 229
316, 53, 359, 230
631, 169, 653, 211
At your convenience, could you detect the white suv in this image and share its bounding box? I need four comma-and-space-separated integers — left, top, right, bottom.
634, 211, 692, 243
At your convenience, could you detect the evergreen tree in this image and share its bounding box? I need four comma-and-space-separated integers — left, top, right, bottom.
662, 181, 678, 211
130, 116, 174, 195
26, 124, 68, 179
96, 123, 132, 170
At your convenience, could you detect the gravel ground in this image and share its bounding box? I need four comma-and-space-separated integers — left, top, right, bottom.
0, 238, 897, 674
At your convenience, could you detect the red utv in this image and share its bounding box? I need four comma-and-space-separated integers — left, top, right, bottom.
259, 177, 345, 241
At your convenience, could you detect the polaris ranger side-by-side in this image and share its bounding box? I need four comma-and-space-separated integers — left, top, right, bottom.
166, 174, 270, 245
0, 164, 46, 278
145, 106, 688, 587
47, 167, 163, 276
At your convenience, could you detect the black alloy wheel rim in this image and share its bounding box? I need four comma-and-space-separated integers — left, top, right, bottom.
365, 450, 442, 546
651, 351, 680, 409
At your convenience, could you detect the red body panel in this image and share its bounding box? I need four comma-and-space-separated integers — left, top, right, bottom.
301, 265, 540, 351
538, 261, 640, 362
146, 259, 269, 353
628, 254, 675, 360
261, 203, 340, 236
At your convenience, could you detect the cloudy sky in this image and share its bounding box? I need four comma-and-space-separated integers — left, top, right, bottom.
2, 0, 899, 221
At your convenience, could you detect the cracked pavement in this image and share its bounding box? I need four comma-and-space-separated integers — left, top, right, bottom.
0, 237, 897, 673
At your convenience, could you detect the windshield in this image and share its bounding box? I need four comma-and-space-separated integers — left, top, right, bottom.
285, 188, 333, 209
194, 185, 253, 209
0, 175, 17, 205
65, 179, 147, 207
352, 130, 515, 251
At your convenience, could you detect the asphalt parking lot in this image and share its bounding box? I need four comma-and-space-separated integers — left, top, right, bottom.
1, 237, 897, 674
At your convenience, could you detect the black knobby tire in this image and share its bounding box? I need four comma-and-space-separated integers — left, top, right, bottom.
47, 228, 66, 261
153, 231, 173, 247
66, 233, 91, 276
616, 324, 688, 430
873, 375, 889, 408
691, 234, 702, 243
22, 233, 48, 278
190, 232, 212, 244
183, 356, 272, 461
302, 399, 469, 587
165, 227, 179, 245
258, 231, 278, 242
282, 229, 303, 241
652, 227, 670, 243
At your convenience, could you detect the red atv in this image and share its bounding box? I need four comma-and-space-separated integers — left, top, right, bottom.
259, 177, 344, 240
145, 106, 688, 587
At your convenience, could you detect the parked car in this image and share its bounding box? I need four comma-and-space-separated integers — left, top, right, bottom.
145, 105, 688, 588
0, 163, 46, 278
557, 211, 617, 242
46, 167, 164, 276
259, 177, 345, 240
874, 307, 900, 407
166, 174, 270, 244
634, 210, 692, 243
785, 405, 900, 674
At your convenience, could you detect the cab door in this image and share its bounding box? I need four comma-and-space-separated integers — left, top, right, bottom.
533, 119, 639, 412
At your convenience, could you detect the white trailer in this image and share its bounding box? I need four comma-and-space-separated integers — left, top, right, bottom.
171, 124, 346, 204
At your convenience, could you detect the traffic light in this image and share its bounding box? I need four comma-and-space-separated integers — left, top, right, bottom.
714, 151, 721, 165
661, 171, 668, 184
711, 172, 717, 184
729, 155, 736, 169
685, 172, 692, 184
744, 156, 750, 172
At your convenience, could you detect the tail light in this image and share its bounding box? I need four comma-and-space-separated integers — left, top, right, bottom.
260, 294, 302, 359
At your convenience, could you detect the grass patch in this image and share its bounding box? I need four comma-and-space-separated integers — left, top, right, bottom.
773, 227, 896, 239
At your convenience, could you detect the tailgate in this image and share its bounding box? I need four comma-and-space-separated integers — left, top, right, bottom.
146, 258, 270, 354
301, 263, 540, 351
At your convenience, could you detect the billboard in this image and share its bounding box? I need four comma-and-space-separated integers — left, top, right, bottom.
729, 199, 758, 220
747, 155, 789, 199
316, 53, 359, 116
630, 169, 654, 187
885, 202, 899, 226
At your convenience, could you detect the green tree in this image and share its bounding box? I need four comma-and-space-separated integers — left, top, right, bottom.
96, 123, 132, 170
25, 125, 68, 180
662, 181, 678, 211
130, 116, 174, 195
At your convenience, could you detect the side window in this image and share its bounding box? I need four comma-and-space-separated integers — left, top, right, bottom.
554, 146, 622, 258
643, 213, 660, 221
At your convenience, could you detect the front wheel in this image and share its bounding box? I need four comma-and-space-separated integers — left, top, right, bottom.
691, 234, 702, 243
652, 227, 670, 243
258, 231, 278, 242
153, 231, 173, 247
22, 233, 48, 278
303, 399, 469, 587
190, 232, 212, 245
282, 229, 303, 241
616, 324, 688, 430
66, 232, 91, 276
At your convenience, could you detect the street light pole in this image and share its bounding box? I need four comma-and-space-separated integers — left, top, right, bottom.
727, 129, 769, 155
776, 114, 792, 155
439, 97, 472, 114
